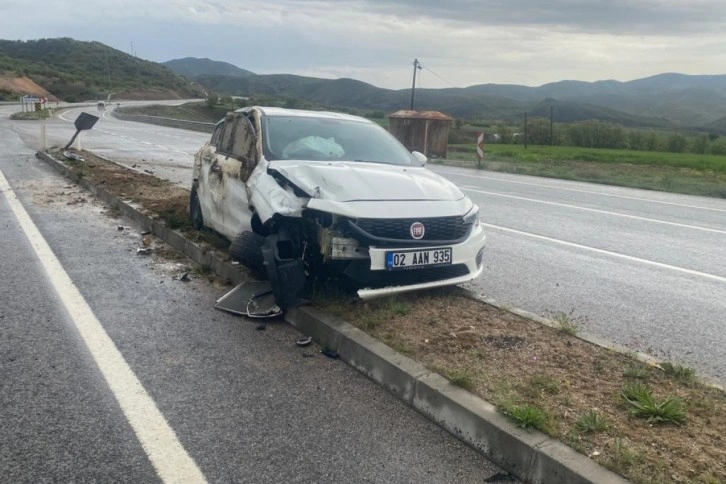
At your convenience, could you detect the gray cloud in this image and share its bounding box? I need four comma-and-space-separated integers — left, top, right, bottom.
1, 0, 724, 88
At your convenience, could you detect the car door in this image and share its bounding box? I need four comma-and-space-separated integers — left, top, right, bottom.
198, 113, 259, 239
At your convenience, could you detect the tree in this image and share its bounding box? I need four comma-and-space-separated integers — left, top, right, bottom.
498, 125, 514, 144
667, 133, 688, 153
690, 135, 709, 154
206, 92, 219, 107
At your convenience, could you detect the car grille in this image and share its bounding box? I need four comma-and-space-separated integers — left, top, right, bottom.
351, 216, 470, 244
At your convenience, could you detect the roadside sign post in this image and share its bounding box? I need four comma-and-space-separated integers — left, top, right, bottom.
476, 132, 485, 169
64, 112, 99, 150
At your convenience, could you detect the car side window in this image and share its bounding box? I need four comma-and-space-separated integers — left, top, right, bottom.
217, 115, 239, 154
231, 117, 255, 160
210, 122, 224, 148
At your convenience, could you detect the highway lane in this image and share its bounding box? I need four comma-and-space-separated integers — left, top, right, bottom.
429, 166, 726, 382
1, 114, 506, 482
6, 104, 725, 382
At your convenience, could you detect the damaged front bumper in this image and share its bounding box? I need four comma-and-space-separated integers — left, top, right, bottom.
356, 224, 487, 299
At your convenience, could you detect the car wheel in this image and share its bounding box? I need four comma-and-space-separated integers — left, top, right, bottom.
229, 231, 265, 270
189, 186, 204, 230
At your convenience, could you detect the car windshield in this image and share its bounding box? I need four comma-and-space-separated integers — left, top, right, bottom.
262, 115, 415, 166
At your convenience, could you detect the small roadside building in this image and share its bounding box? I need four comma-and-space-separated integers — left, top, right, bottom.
387, 110, 453, 158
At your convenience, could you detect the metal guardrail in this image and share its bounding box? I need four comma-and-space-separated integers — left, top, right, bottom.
112, 111, 216, 133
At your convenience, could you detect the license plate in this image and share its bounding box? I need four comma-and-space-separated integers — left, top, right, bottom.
385, 248, 452, 270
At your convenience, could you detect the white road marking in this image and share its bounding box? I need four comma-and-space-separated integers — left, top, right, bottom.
0, 168, 207, 484
434, 168, 726, 213
465, 186, 726, 235
482, 222, 726, 283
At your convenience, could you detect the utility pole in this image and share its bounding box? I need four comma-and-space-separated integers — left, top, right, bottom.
549, 105, 554, 145
524, 112, 528, 150
409, 58, 422, 110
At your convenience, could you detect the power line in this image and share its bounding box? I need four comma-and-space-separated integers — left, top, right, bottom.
419, 63, 458, 89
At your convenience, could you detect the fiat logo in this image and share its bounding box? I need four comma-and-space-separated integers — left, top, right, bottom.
410, 222, 425, 240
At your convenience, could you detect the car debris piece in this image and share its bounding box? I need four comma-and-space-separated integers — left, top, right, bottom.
214, 281, 282, 318
296, 336, 313, 347
321, 348, 339, 359
136, 248, 151, 255
63, 150, 85, 162
255, 323, 267, 331
179, 271, 191, 282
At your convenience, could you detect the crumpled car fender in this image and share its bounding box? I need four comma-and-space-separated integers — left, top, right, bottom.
248, 171, 308, 224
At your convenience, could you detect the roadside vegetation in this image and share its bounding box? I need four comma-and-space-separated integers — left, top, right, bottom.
313, 289, 726, 484
10, 108, 52, 120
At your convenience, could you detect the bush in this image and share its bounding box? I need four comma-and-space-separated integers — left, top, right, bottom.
709, 139, 726, 155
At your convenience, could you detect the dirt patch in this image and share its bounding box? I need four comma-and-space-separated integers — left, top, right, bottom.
0, 75, 56, 99
55, 149, 191, 229
49, 150, 726, 484
313, 289, 725, 483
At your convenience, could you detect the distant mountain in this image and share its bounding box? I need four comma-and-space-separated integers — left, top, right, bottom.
465, 73, 726, 127
195, 72, 693, 127
0, 38, 204, 102
163, 58, 255, 79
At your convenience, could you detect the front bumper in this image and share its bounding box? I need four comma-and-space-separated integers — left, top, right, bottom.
356, 223, 486, 299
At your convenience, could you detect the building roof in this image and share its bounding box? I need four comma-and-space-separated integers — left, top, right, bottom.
387, 110, 453, 121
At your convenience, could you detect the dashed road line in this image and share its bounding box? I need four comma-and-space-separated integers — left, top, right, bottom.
433, 168, 726, 213
0, 168, 207, 484
465, 186, 726, 235
482, 222, 726, 284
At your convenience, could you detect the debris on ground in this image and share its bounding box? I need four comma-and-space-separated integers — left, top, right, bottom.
321, 348, 339, 359
136, 248, 151, 255
296, 336, 313, 347
179, 271, 190, 282
62, 151, 85, 162
255, 323, 267, 331
214, 281, 282, 318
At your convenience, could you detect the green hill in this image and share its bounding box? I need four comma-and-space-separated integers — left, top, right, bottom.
163, 57, 255, 79
0, 38, 204, 102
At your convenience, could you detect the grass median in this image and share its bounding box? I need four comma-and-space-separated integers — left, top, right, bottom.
444, 144, 726, 198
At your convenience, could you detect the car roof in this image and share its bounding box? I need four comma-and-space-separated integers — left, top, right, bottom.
241, 106, 374, 124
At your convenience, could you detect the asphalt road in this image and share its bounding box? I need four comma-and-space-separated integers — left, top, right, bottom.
6, 103, 726, 384
434, 165, 726, 383
1, 108, 508, 482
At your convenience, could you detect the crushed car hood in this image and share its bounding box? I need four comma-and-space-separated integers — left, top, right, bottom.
268, 160, 464, 202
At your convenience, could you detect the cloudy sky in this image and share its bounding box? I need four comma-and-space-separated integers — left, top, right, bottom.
1, 0, 724, 89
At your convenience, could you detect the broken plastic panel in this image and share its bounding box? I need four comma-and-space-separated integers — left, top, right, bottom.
214, 281, 282, 318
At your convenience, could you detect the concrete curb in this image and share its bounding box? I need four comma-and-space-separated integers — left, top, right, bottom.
36, 150, 629, 484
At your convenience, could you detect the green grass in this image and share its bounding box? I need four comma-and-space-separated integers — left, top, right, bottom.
576, 409, 609, 433
10, 109, 52, 120
548, 309, 582, 335
528, 372, 560, 396
623, 364, 651, 380
453, 143, 726, 173
503, 404, 550, 431
660, 362, 697, 385
621, 382, 687, 425
445, 143, 726, 198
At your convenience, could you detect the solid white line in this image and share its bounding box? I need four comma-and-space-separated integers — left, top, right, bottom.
433, 168, 726, 213
0, 168, 207, 484
465, 187, 726, 235
482, 222, 726, 283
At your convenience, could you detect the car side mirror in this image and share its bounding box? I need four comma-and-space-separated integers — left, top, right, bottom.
412, 151, 427, 167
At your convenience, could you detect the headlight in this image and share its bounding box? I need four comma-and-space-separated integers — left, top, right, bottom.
463, 205, 480, 227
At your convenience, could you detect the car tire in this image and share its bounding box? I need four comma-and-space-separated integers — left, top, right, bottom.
189, 186, 204, 230
229, 231, 265, 270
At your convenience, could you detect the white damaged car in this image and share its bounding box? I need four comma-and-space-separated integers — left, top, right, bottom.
191, 107, 486, 307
